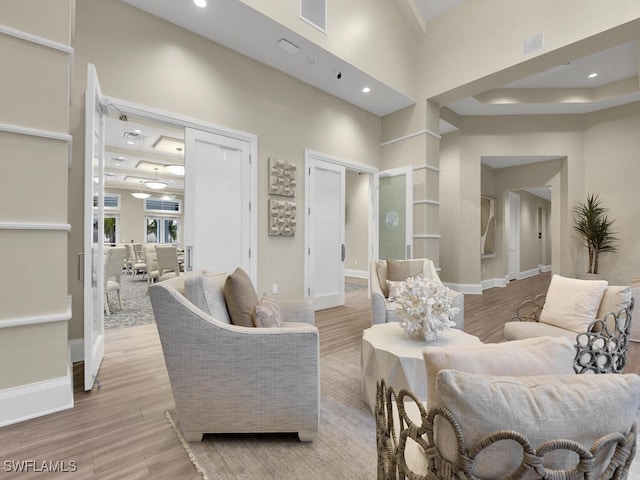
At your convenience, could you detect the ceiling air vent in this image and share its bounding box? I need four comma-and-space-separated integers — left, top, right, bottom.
300, 0, 326, 32
123, 131, 145, 141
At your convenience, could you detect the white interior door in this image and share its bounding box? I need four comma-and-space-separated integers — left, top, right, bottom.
306, 157, 345, 310
83, 64, 106, 391
376, 166, 413, 260
508, 191, 520, 281
183, 128, 254, 281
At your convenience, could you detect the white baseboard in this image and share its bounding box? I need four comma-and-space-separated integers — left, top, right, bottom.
69, 338, 84, 364
443, 282, 483, 295
518, 268, 540, 280
540, 264, 551, 272
345, 268, 368, 280
0, 364, 74, 427
481, 277, 508, 290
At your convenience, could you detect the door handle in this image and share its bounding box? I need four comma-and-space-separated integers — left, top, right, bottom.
78, 253, 84, 281
341, 244, 345, 262
185, 245, 193, 271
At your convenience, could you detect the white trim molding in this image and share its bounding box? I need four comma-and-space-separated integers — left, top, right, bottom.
540, 264, 552, 272
414, 199, 440, 206
0, 363, 74, 427
444, 282, 483, 295
0, 222, 71, 232
380, 128, 441, 147
0, 24, 74, 105
518, 268, 541, 280
413, 234, 441, 239
414, 164, 441, 173
0, 123, 73, 166
0, 296, 72, 329
481, 277, 508, 290
345, 268, 368, 280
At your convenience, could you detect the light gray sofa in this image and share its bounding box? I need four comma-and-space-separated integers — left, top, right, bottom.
370, 259, 464, 329
149, 271, 320, 442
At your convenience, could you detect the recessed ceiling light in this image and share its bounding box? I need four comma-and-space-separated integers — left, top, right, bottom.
133, 129, 142, 134
127, 141, 134, 145
588, 72, 598, 79
362, 86, 371, 93
194, 0, 207, 7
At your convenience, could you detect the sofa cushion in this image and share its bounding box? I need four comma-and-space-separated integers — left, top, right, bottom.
423, 336, 576, 408
376, 260, 390, 298
503, 320, 578, 343
435, 370, 640, 479
539, 274, 608, 332
224, 268, 258, 327
184, 273, 231, 324
253, 295, 282, 328
597, 285, 632, 319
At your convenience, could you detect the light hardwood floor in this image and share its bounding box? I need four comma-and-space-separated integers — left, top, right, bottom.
0, 273, 637, 479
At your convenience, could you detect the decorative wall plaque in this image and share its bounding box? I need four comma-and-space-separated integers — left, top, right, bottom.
269, 199, 296, 236
268, 157, 296, 197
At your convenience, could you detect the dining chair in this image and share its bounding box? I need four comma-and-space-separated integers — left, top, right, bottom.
126, 243, 147, 281
155, 245, 181, 282
143, 244, 159, 285
104, 246, 127, 315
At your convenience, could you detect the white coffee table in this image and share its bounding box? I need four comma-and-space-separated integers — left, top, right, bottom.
361, 322, 482, 412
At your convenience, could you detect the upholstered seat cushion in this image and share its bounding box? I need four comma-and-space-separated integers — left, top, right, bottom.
423, 336, 576, 408
435, 369, 640, 478
503, 320, 578, 342
183, 272, 231, 324
539, 274, 608, 332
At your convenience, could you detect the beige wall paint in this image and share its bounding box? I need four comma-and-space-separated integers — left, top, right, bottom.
419, 0, 640, 104
345, 170, 369, 274
68, 0, 382, 339
0, 1, 71, 393
441, 102, 640, 288
239, 0, 418, 99
514, 190, 551, 274
583, 102, 640, 283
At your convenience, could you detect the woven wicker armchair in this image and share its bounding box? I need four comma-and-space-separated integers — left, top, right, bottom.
504, 275, 634, 374
376, 378, 639, 480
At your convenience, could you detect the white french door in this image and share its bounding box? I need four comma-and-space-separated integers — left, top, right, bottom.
306, 155, 346, 310
508, 191, 520, 281
183, 128, 254, 281
376, 166, 413, 260
83, 64, 106, 391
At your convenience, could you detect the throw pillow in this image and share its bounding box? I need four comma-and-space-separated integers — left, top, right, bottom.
539, 274, 608, 332
423, 336, 576, 409
387, 258, 411, 281
184, 272, 231, 324
223, 267, 258, 327
386, 280, 405, 302
253, 295, 282, 328
376, 260, 389, 298
597, 285, 632, 319
435, 370, 640, 479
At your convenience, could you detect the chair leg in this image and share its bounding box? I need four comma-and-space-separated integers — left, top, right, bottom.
117, 290, 123, 311
104, 293, 111, 316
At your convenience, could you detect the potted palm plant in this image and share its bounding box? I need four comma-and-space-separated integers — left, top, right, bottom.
572, 193, 619, 277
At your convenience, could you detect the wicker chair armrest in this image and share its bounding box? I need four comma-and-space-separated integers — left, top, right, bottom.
511, 294, 546, 322
375, 379, 637, 479
574, 307, 633, 374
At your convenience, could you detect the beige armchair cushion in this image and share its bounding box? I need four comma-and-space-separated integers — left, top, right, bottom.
224, 267, 259, 327
423, 336, 576, 408
597, 285, 632, 319
184, 272, 231, 324
435, 369, 640, 478
539, 274, 608, 332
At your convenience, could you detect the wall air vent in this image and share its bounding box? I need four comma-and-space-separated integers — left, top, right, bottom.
300, 0, 326, 33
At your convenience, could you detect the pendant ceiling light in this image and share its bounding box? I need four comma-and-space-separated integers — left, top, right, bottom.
165, 147, 185, 176
131, 181, 151, 199
145, 167, 168, 190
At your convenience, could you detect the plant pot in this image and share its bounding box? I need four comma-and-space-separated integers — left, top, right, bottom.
577, 273, 604, 281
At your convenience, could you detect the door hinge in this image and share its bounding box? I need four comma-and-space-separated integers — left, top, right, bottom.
249, 154, 252, 165
308, 247, 311, 256
248, 248, 251, 258
308, 167, 311, 175
308, 287, 311, 296
249, 201, 251, 212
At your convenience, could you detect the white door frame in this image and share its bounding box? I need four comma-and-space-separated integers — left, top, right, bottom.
99, 97, 258, 284
507, 191, 521, 281
304, 149, 377, 303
